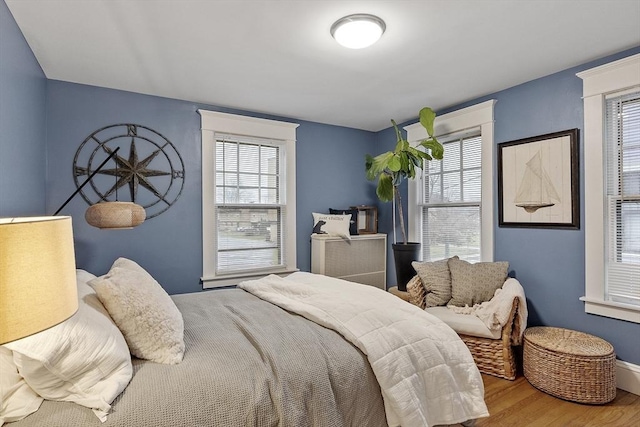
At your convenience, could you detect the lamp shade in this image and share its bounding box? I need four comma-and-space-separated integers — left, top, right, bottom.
85, 201, 146, 229
0, 216, 78, 344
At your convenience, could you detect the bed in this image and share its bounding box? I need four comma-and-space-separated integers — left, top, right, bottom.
1, 260, 488, 427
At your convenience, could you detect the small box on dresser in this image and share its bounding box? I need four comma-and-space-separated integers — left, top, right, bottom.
311, 233, 387, 289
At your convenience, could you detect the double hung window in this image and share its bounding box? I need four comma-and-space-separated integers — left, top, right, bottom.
578, 53, 640, 323
603, 91, 640, 307
407, 100, 496, 262
199, 111, 298, 288
419, 133, 482, 261
215, 135, 284, 274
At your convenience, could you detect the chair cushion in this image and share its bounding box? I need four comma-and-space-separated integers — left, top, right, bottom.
411, 256, 458, 307
425, 307, 501, 340
448, 258, 508, 307
406, 275, 427, 309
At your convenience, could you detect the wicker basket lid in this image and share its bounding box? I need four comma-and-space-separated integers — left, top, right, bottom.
524, 326, 614, 357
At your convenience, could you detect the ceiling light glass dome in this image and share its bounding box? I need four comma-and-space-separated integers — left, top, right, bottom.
331, 14, 386, 49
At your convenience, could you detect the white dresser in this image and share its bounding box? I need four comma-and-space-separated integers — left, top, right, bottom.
311, 233, 387, 289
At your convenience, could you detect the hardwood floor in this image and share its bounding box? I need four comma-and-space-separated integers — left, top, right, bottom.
451, 374, 640, 427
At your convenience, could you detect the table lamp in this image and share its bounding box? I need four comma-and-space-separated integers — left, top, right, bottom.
0, 216, 78, 344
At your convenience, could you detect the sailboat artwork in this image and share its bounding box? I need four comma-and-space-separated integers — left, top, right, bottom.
499, 129, 578, 228
514, 150, 561, 213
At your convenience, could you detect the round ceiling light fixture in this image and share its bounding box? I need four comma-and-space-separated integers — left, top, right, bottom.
331, 14, 386, 49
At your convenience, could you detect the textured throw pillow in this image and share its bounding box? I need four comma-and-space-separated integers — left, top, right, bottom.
5, 271, 132, 422
448, 258, 509, 307
329, 208, 359, 235
406, 275, 427, 309
411, 256, 458, 307
88, 258, 185, 365
312, 212, 351, 239
0, 347, 43, 425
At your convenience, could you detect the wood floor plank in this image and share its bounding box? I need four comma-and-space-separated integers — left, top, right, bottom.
479, 377, 538, 416
449, 374, 640, 427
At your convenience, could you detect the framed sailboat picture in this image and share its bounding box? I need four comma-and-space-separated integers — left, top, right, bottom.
498, 129, 579, 229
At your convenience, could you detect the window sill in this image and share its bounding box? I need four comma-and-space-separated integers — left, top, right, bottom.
580, 297, 640, 324
201, 268, 299, 289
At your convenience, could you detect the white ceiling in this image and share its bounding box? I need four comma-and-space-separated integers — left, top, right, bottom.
6, 0, 640, 132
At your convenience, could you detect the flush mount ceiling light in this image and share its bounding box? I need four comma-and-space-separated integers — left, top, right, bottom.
331, 14, 386, 49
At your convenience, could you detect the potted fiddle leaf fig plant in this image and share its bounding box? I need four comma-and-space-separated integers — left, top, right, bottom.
365, 107, 444, 290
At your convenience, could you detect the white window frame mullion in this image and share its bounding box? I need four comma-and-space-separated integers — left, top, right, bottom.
459, 140, 465, 202
407, 100, 496, 262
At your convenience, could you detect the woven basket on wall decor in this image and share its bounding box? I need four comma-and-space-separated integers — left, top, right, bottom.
85, 201, 145, 229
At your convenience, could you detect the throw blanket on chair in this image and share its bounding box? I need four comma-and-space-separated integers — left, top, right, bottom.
239, 272, 489, 427
448, 278, 528, 345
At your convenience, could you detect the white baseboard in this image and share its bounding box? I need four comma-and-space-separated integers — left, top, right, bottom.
617, 360, 640, 396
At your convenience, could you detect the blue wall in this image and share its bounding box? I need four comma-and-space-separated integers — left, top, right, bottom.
45, 80, 379, 295
489, 48, 640, 365
0, 0, 46, 216
385, 47, 640, 364
2, 0, 638, 366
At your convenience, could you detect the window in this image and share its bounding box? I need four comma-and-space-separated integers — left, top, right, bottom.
407, 100, 496, 262
605, 91, 640, 305
199, 111, 298, 288
420, 133, 482, 261
578, 53, 640, 323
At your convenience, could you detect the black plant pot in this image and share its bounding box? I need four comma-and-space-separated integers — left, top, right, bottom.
392, 242, 421, 291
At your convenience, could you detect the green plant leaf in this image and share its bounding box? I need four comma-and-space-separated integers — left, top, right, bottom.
399, 151, 409, 170
388, 155, 401, 172
408, 150, 423, 168
407, 146, 422, 159
407, 159, 416, 179
419, 107, 436, 137
391, 119, 403, 143
366, 151, 394, 180
419, 137, 444, 160
393, 138, 410, 152
377, 174, 394, 202
365, 153, 373, 168
365, 154, 376, 180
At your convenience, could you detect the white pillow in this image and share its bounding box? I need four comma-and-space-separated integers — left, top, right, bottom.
312, 212, 352, 239
88, 258, 185, 365
4, 271, 132, 422
0, 347, 43, 426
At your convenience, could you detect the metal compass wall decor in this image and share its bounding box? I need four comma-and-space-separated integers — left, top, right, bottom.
73, 124, 185, 219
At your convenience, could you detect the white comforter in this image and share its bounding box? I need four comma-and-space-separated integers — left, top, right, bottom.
239, 272, 489, 427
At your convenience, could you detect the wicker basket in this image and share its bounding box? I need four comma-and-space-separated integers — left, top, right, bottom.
458, 298, 519, 380
523, 326, 616, 404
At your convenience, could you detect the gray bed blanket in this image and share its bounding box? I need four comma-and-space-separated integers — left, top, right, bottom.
9, 289, 387, 427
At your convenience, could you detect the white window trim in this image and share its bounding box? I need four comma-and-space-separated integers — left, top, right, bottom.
577, 54, 640, 323
199, 110, 299, 288
406, 100, 496, 261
